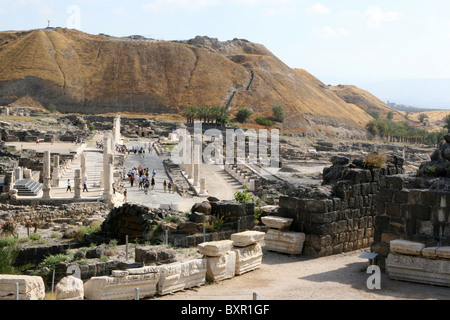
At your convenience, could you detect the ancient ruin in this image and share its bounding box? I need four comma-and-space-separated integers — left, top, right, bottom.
0, 107, 448, 302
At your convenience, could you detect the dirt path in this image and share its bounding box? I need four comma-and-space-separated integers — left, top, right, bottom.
152, 248, 450, 300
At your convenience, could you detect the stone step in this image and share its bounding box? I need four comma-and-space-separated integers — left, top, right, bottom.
14, 179, 43, 196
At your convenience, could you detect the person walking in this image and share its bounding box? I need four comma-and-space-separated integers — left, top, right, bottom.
151, 176, 155, 190
168, 181, 172, 193
83, 178, 88, 192
66, 179, 71, 193
171, 182, 176, 194
123, 188, 127, 202
163, 180, 167, 193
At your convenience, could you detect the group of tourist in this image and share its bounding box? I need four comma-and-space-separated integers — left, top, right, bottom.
126, 164, 176, 195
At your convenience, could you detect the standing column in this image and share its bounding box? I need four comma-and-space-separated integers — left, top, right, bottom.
188, 137, 194, 180
193, 144, 200, 187
113, 115, 121, 145
101, 134, 111, 188
52, 155, 61, 187
103, 153, 114, 203
42, 151, 51, 198
80, 154, 87, 180
199, 178, 207, 196
103, 133, 114, 203
74, 169, 82, 199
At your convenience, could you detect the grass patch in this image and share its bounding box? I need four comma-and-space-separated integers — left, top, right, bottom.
363, 152, 387, 169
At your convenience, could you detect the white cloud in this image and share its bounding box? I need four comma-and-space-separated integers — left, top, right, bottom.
365, 6, 401, 30
264, 5, 297, 16
143, 0, 295, 13
305, 3, 330, 15
143, 0, 220, 13
313, 26, 349, 38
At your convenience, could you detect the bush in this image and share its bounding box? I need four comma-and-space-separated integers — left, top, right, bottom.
234, 185, 253, 203
255, 117, 273, 127
74, 224, 101, 242
235, 107, 253, 123
0, 246, 21, 274
272, 105, 285, 122
363, 152, 387, 169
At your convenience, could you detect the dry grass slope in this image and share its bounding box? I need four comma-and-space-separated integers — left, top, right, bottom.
0, 28, 379, 135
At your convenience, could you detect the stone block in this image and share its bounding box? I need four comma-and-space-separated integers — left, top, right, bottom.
0, 275, 45, 300
84, 266, 160, 300
55, 276, 84, 300
231, 230, 265, 247
279, 196, 305, 212
205, 251, 236, 282
157, 259, 207, 295
390, 239, 425, 256
384, 176, 405, 190
436, 247, 450, 259
421, 247, 438, 259
264, 229, 306, 255
198, 240, 234, 257
261, 216, 293, 230
386, 252, 450, 287
232, 243, 263, 275
135, 245, 176, 264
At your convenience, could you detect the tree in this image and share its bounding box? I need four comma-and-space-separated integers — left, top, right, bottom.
443, 114, 450, 131
387, 111, 394, 120
235, 107, 253, 123
419, 113, 429, 124
272, 105, 285, 122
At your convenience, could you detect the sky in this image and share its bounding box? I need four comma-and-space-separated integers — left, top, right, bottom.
1, 0, 450, 108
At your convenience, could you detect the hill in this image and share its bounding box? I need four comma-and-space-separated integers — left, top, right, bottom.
329, 84, 404, 121
0, 28, 375, 138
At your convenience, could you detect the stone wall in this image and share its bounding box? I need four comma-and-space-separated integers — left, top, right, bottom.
100, 202, 254, 247
371, 174, 450, 268
278, 155, 403, 258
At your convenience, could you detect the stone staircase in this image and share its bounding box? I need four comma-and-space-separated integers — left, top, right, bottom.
14, 179, 43, 196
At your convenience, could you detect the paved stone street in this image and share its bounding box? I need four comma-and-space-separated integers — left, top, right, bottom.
11, 134, 243, 212
122, 139, 241, 212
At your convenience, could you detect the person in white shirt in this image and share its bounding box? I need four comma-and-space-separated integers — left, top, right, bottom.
83, 178, 88, 192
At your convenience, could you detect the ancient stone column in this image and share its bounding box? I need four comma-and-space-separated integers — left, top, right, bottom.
14, 167, 23, 181
188, 138, 194, 180
101, 134, 111, 189
103, 135, 114, 203
113, 115, 121, 145
193, 145, 200, 187
80, 154, 87, 179
74, 169, 82, 199
103, 153, 114, 203
23, 168, 32, 179
52, 155, 61, 187
42, 151, 51, 198
199, 178, 207, 196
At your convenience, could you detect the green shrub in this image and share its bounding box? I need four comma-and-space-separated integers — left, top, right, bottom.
29, 233, 41, 241
0, 246, 21, 274
235, 107, 253, 123
255, 117, 273, 127
0, 236, 18, 248
234, 185, 253, 203
74, 224, 101, 242
272, 105, 285, 122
